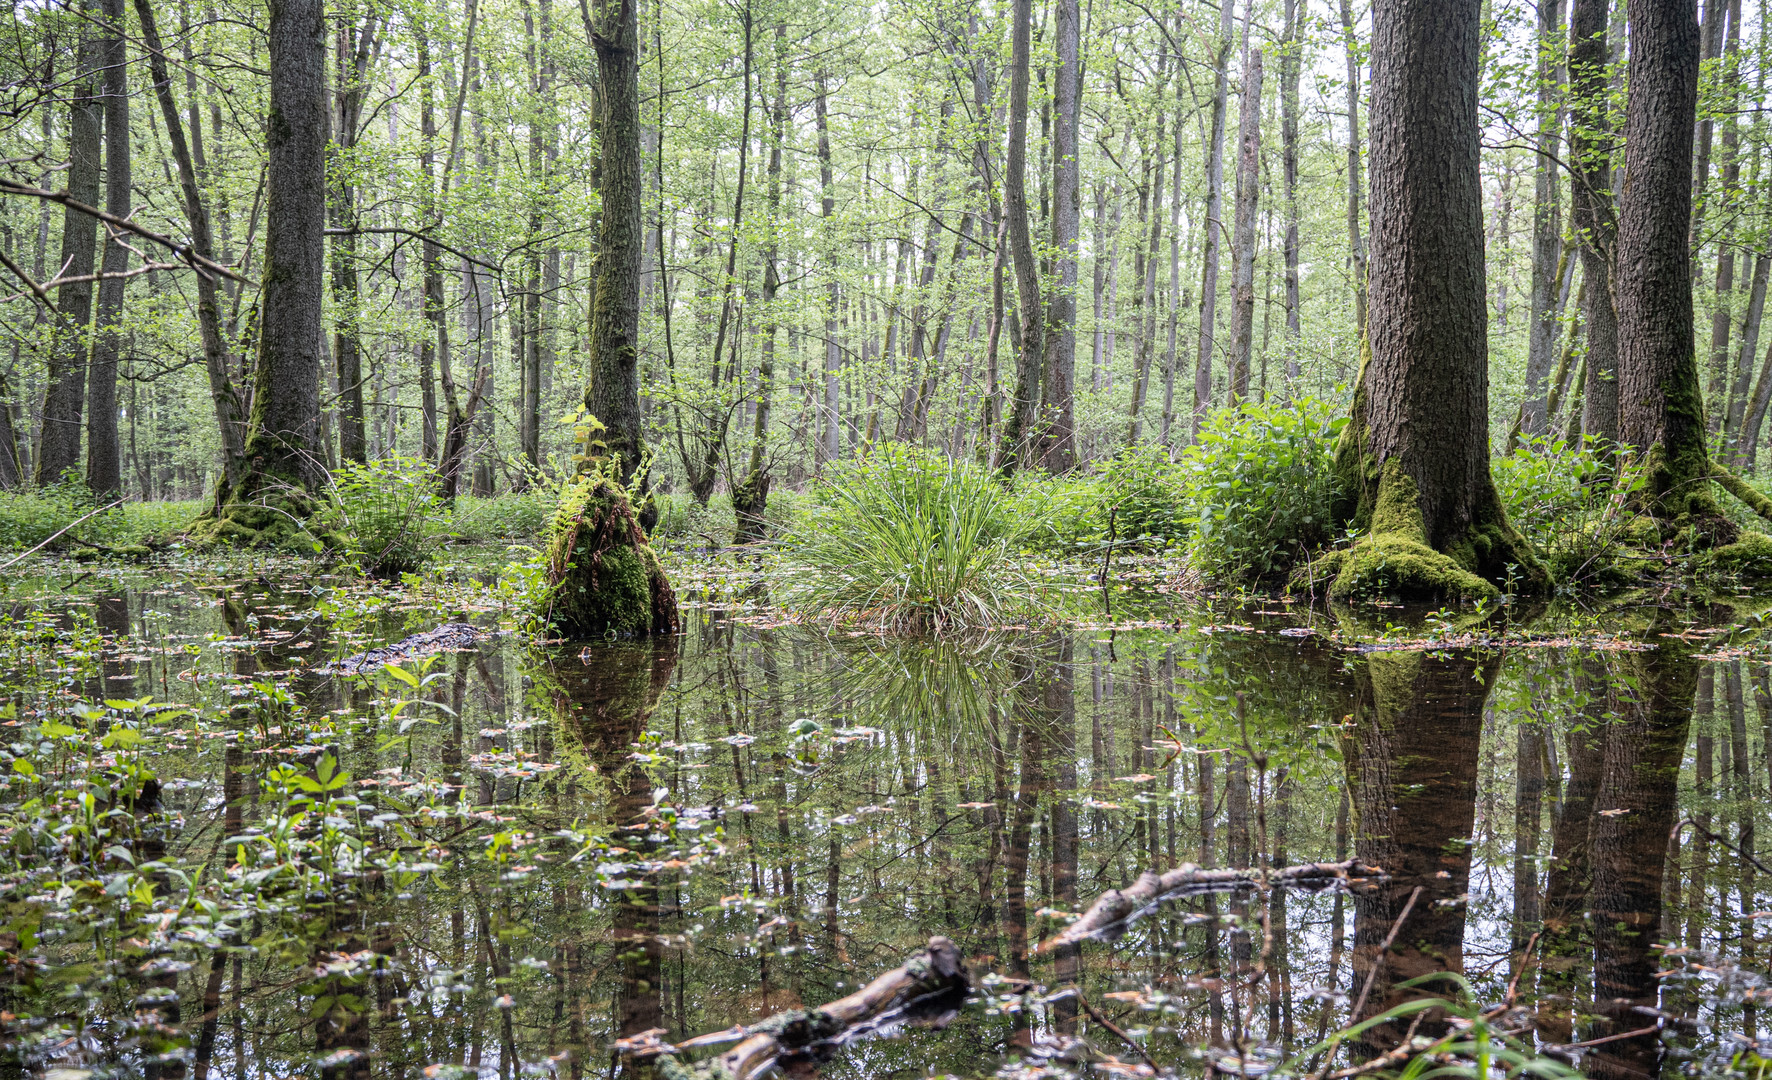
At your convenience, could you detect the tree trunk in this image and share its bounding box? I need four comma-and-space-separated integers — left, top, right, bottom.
1519, 0, 1565, 439
583, 0, 652, 523
1615, 0, 1727, 532
733, 23, 788, 543
1686, 0, 1729, 276
1125, 107, 1167, 447
1704, 0, 1744, 433
1570, 0, 1620, 452
417, 28, 441, 463
329, 14, 377, 466
1338, 0, 1369, 335
1037, 0, 1079, 471
1192, 0, 1234, 437
36, 7, 102, 486
1227, 4, 1263, 405
1280, 0, 1302, 391
1725, 251, 1769, 462
816, 72, 840, 469
86, 0, 130, 499
997, 0, 1044, 472
1325, 0, 1542, 599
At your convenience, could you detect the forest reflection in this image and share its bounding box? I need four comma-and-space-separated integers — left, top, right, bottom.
14, 581, 1769, 1078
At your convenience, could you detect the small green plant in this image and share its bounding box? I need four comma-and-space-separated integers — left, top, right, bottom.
776, 445, 1034, 633
1179, 397, 1343, 582
1001, 470, 1104, 554
1098, 444, 1188, 549
1493, 436, 1646, 585
325, 456, 444, 575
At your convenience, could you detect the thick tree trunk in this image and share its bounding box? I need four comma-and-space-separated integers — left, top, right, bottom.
1570, 0, 1619, 451
1192, 0, 1234, 436
1037, 0, 1079, 471
1615, 0, 1727, 531
86, 0, 130, 499
1323, 0, 1542, 599
37, 9, 102, 485
583, 0, 652, 524
1227, 5, 1262, 404
997, 0, 1043, 472
1519, 0, 1565, 439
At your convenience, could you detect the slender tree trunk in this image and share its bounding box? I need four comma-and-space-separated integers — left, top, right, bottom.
1280, 0, 1302, 391
86, 0, 130, 498
1125, 105, 1167, 446
1339, 0, 1369, 335
37, 8, 102, 485
1705, 0, 1744, 434
1687, 0, 1729, 274
1615, 0, 1725, 530
1037, 0, 1079, 471
997, 0, 1044, 472
1571, 0, 1619, 451
1193, 0, 1234, 436
583, 0, 651, 520
329, 14, 377, 466
816, 72, 840, 468
417, 26, 442, 463
733, 23, 787, 543
133, 8, 239, 487
1725, 252, 1769, 462
1227, 3, 1263, 404
1519, 0, 1565, 439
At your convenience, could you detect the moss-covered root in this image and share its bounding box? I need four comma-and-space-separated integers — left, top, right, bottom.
185, 472, 339, 551
543, 477, 679, 638
1303, 461, 1548, 603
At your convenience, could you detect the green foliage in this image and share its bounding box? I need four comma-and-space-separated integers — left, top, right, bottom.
449, 491, 553, 542
777, 445, 1034, 633
0, 486, 199, 553
539, 476, 676, 637
1178, 398, 1344, 581
325, 456, 444, 575
1097, 444, 1188, 549
650, 490, 809, 548
1493, 437, 1647, 585
1000, 471, 1104, 554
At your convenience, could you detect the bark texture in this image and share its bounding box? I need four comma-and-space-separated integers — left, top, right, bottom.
1319, 0, 1544, 600
86, 0, 130, 498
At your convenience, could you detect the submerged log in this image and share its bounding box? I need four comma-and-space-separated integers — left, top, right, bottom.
542, 476, 678, 638
1035, 858, 1386, 954
321, 622, 485, 674
617, 935, 969, 1080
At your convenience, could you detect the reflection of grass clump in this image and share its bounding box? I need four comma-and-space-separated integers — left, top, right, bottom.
776, 446, 1035, 633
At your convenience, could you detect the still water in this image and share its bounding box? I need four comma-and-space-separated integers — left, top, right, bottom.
2, 562, 1766, 1079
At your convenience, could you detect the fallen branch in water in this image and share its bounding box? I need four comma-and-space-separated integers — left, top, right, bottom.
615, 935, 970, 1080
1036, 858, 1386, 955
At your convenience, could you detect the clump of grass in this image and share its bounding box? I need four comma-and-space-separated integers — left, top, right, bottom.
775, 445, 1036, 633
324, 456, 445, 575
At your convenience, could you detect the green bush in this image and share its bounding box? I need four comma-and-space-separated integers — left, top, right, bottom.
451, 491, 552, 541
325, 456, 444, 575
1097, 444, 1188, 549
0, 487, 200, 553
1493, 435, 1645, 584
776, 445, 1031, 632
1001, 471, 1104, 554
1179, 398, 1343, 582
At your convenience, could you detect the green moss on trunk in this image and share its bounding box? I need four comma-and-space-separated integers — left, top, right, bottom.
542, 477, 678, 638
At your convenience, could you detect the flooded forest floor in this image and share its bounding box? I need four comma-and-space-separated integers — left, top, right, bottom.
1, 547, 1768, 1080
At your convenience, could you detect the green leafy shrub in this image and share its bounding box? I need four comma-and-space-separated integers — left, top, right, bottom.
1097, 444, 1188, 549
0, 487, 199, 553
451, 492, 552, 541
1492, 435, 1643, 585
1002, 471, 1104, 554
326, 456, 444, 575
0, 486, 94, 550
776, 445, 1032, 632
1179, 397, 1342, 582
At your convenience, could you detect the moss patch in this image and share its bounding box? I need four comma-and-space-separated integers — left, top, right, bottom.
542, 477, 679, 638
1704, 529, 1772, 580
185, 475, 341, 552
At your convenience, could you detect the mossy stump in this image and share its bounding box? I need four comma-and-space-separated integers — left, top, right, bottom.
185, 469, 342, 551
543, 477, 678, 638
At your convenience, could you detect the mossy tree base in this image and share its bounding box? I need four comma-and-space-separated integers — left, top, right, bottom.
1301, 460, 1549, 602
185, 470, 340, 551
542, 477, 678, 638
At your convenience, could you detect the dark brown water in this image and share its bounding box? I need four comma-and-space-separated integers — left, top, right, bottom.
3, 562, 1767, 1079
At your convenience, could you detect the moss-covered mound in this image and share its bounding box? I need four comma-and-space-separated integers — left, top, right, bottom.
185, 472, 341, 551
1299, 461, 1547, 602
542, 477, 678, 638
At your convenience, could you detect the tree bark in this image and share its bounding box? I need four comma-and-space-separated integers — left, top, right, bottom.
1280, 0, 1302, 391
36, 6, 103, 485
1326, 0, 1541, 597
1615, 0, 1726, 530
417, 26, 441, 463
816, 72, 840, 469
1193, 0, 1234, 437
583, 0, 652, 522
1227, 4, 1263, 405
733, 23, 787, 543
1570, 0, 1619, 451
1125, 103, 1167, 447
1704, 0, 1744, 434
86, 0, 130, 499
1519, 0, 1565, 439
329, 13, 378, 466
1338, 0, 1369, 335
1037, 0, 1079, 471
997, 0, 1043, 472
